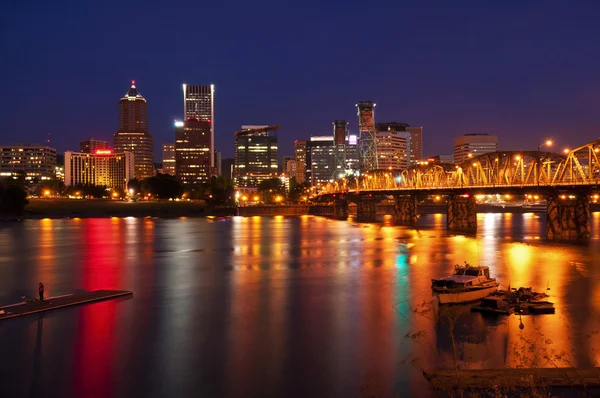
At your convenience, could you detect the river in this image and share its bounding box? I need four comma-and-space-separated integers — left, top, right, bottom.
1, 213, 600, 397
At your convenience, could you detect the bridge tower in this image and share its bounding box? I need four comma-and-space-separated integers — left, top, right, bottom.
332, 120, 348, 180
356, 101, 378, 171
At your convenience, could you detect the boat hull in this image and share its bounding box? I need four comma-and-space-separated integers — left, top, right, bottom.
435, 285, 498, 305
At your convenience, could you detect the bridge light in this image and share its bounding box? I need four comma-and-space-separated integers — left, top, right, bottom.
545, 140, 553, 147
534, 195, 539, 200
515, 155, 521, 160
595, 148, 600, 153
560, 194, 567, 199
505, 194, 511, 199
563, 148, 570, 154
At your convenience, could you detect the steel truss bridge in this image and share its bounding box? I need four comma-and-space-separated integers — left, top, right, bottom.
310, 139, 600, 242
317, 138, 600, 195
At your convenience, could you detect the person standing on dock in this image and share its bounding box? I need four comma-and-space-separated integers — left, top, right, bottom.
38, 282, 44, 301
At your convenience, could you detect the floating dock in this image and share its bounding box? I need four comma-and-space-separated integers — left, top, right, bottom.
423, 368, 600, 390
0, 290, 133, 321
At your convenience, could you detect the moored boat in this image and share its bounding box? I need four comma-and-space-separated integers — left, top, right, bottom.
431, 264, 499, 304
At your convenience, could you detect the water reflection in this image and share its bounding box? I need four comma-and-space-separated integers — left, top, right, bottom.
0, 214, 600, 397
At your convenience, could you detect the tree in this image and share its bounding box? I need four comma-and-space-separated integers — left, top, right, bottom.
288, 177, 309, 202
206, 176, 235, 206
0, 178, 28, 217
142, 174, 184, 199
258, 178, 286, 204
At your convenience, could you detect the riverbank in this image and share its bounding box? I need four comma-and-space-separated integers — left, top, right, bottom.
22, 199, 234, 219
14, 199, 600, 219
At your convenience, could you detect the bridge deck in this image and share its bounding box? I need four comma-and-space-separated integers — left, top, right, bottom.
0, 290, 133, 321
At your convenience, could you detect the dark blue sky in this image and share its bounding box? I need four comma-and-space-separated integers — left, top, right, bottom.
2, 0, 600, 160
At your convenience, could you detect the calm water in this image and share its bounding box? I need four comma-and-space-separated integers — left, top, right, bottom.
2, 214, 600, 397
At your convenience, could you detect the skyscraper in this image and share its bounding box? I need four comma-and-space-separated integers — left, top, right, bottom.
114, 81, 154, 180
375, 123, 411, 171
119, 81, 148, 133
174, 119, 211, 184
183, 84, 214, 168
234, 125, 278, 188
80, 138, 109, 154
406, 126, 423, 164
162, 144, 176, 176
294, 140, 307, 183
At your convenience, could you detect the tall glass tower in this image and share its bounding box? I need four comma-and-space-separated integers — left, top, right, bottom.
183, 84, 215, 168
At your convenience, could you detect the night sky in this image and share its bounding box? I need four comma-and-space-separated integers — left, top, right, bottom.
2, 1, 600, 160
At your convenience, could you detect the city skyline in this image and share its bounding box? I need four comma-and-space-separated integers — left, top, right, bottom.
3, 2, 600, 160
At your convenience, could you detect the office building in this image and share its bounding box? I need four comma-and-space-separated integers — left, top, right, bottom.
114, 81, 154, 180
113, 131, 153, 180
80, 138, 109, 154
375, 124, 411, 171
174, 119, 212, 184
64, 150, 134, 189
454, 134, 498, 164
183, 84, 215, 169
221, 157, 235, 180
376, 123, 423, 168
234, 125, 278, 188
294, 140, 307, 183
162, 144, 176, 176
406, 126, 423, 164
0, 144, 56, 180
119, 81, 148, 133
307, 136, 348, 185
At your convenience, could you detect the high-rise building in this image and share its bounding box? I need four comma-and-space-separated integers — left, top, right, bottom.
183, 84, 215, 169
162, 144, 176, 176
221, 158, 235, 180
64, 150, 134, 189
294, 140, 307, 183
0, 144, 56, 180
234, 125, 278, 188
406, 126, 423, 164
375, 131, 410, 171
80, 138, 109, 154
307, 136, 349, 185
454, 134, 498, 164
375, 123, 411, 171
114, 81, 153, 180
113, 131, 153, 180
119, 81, 148, 133
174, 119, 212, 184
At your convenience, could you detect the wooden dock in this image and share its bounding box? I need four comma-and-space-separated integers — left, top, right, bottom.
0, 290, 133, 321
423, 368, 600, 390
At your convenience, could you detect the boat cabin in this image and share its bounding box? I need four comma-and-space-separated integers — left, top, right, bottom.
452, 265, 490, 279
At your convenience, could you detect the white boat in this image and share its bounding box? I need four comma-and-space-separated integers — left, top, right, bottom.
431, 264, 499, 304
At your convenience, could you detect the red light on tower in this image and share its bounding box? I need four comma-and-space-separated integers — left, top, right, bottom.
131, 80, 135, 85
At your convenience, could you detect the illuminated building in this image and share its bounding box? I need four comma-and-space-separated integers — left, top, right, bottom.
406, 126, 423, 164
375, 123, 422, 168
114, 81, 154, 180
0, 144, 56, 180
162, 144, 176, 176
294, 140, 307, 183
113, 131, 153, 180
183, 84, 215, 169
80, 138, 109, 154
454, 134, 498, 164
307, 136, 348, 185
64, 150, 134, 189
234, 125, 278, 188
375, 123, 411, 171
119, 81, 148, 132
174, 119, 211, 184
